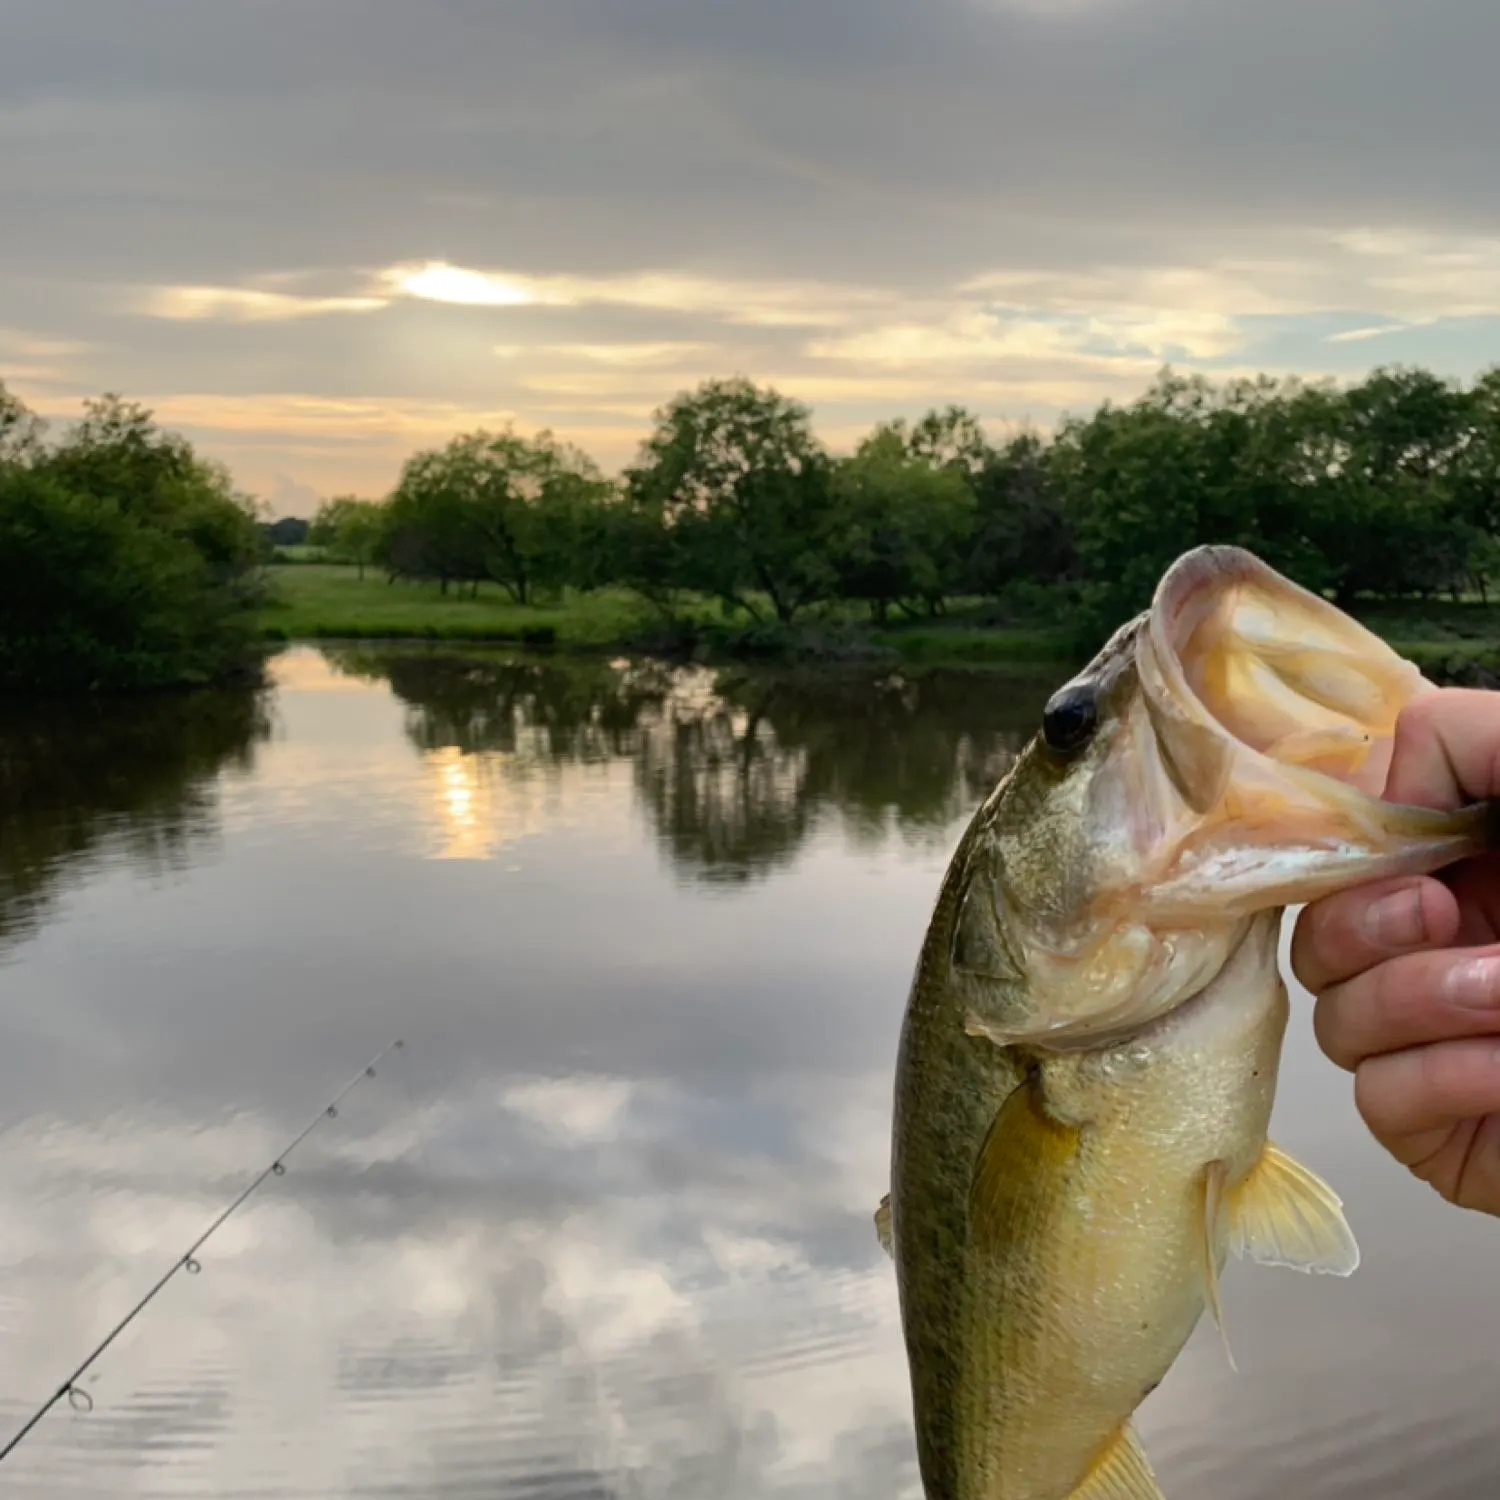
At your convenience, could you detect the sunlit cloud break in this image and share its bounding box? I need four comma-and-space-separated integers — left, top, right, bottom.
397, 262, 535, 307
382, 259, 881, 327
141, 285, 391, 322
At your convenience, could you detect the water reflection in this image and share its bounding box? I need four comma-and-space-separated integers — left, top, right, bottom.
0, 648, 1496, 1499
0, 689, 271, 955
320, 647, 1046, 883
0, 647, 1028, 1499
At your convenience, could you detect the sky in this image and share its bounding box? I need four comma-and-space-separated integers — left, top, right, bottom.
5, 0, 1500, 516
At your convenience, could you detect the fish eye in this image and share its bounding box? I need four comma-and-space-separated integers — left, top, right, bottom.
1041, 683, 1098, 757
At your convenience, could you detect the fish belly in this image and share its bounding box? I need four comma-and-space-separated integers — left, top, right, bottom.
940, 916, 1289, 1500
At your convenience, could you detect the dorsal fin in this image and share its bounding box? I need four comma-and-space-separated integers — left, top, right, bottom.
874, 1194, 893, 1258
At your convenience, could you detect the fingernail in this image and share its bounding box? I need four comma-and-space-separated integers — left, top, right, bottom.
1443, 957, 1500, 1009
1362, 889, 1427, 949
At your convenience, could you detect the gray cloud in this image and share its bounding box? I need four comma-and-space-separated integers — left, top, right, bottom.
5, 0, 1498, 285
4, 0, 1498, 501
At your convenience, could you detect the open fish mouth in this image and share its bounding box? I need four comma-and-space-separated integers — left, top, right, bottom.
1132, 545, 1482, 920
948, 544, 1496, 1050
1140, 544, 1431, 802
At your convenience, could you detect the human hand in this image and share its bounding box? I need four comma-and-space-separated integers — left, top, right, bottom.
1291, 687, 1500, 1217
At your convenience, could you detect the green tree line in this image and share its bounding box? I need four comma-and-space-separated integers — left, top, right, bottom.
0, 383, 263, 692
7, 361, 1499, 694
310, 365, 1500, 637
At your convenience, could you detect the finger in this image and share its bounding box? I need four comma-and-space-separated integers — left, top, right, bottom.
1384, 689, 1500, 808
1313, 943, 1500, 1071
1354, 1037, 1500, 1168
1439, 852, 1500, 946
1290, 875, 1460, 994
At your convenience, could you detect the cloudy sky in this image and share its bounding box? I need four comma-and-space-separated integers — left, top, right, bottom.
5, 0, 1500, 514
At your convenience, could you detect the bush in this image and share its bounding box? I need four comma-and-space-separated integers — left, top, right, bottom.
0, 388, 263, 694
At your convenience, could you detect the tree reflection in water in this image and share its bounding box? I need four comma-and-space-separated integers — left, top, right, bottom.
0, 689, 272, 955
320, 647, 1053, 884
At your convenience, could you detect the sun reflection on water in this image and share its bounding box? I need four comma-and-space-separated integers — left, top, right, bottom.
428, 747, 492, 861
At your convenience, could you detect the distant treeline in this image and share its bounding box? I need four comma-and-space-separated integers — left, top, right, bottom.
0, 384, 263, 693
301, 366, 1500, 636
7, 362, 1500, 693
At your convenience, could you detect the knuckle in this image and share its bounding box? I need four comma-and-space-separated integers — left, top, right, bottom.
1352, 1057, 1395, 1135
1396, 694, 1442, 741
1311, 985, 1361, 1072
1365, 955, 1421, 1035
1354, 1048, 1433, 1140
1291, 894, 1355, 989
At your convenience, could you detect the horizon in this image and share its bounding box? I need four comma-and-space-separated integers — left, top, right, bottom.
7, 1, 1500, 516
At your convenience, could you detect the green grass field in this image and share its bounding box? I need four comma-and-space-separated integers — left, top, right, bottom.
1350, 600, 1500, 681
257, 564, 1077, 660
258, 564, 1500, 679
259, 564, 683, 646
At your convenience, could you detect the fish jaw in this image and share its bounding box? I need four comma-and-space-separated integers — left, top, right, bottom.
1129, 544, 1494, 920
1142, 543, 1431, 797
956, 543, 1497, 1050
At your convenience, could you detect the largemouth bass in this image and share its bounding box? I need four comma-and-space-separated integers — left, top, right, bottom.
880, 545, 1497, 1500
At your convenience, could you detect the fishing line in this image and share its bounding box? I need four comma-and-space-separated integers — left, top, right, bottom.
0, 1036, 404, 1466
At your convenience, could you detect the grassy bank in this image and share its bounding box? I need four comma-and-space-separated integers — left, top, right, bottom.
1353, 600, 1500, 684
259, 565, 683, 647
258, 564, 1500, 679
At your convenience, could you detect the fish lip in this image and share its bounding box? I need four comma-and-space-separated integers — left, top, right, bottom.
1140, 542, 1431, 774
1148, 543, 1339, 649
1145, 545, 1286, 705
1140, 549, 1238, 757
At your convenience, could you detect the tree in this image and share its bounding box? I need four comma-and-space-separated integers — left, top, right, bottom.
623, 377, 840, 624
1047, 372, 1223, 623
0, 468, 255, 691
1454, 367, 1500, 539
830, 427, 976, 622
0, 380, 45, 467
967, 432, 1075, 599
382, 427, 607, 601
309, 496, 384, 578
874, 404, 993, 479
1286, 369, 1470, 603
1050, 371, 1347, 623
0, 389, 262, 692
42, 393, 262, 584
263, 516, 310, 548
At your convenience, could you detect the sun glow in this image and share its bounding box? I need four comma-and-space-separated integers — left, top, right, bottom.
394, 261, 536, 307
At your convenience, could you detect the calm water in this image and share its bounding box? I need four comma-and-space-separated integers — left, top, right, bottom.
0, 645, 1495, 1499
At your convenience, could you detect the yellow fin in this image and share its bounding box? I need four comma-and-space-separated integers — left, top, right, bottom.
1200, 1161, 1237, 1372
1228, 1141, 1360, 1276
968, 1073, 1080, 1255
1069, 1424, 1165, 1500
874, 1194, 892, 1258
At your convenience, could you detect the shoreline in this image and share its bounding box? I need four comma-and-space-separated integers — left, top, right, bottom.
258, 626, 1500, 691
258, 564, 1500, 685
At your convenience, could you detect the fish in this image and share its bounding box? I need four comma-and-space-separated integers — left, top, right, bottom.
877, 544, 1498, 1500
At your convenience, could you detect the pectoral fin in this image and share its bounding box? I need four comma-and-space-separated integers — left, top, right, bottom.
1068, 1423, 1165, 1500
968, 1073, 1080, 1255
1199, 1161, 1237, 1371
1228, 1142, 1359, 1276
874, 1194, 892, 1258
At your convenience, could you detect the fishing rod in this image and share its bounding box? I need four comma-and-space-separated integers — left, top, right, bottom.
0, 1036, 404, 1465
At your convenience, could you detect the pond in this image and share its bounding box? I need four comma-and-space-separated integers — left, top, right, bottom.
0, 645, 1494, 1499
